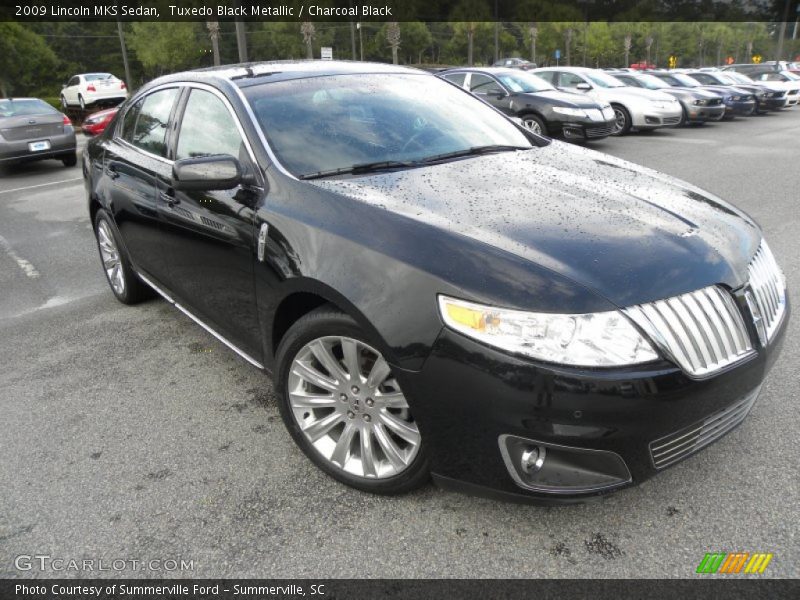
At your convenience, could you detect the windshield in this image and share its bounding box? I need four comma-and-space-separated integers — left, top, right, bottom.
713, 73, 737, 85
585, 71, 626, 88
671, 73, 701, 87
0, 99, 58, 118
495, 71, 555, 93
244, 74, 533, 178
727, 72, 753, 84
84, 73, 114, 82
632, 74, 670, 89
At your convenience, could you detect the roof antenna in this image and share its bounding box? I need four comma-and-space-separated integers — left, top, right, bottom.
245, 66, 255, 78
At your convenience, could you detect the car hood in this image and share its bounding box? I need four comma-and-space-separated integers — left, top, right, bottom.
309, 142, 760, 308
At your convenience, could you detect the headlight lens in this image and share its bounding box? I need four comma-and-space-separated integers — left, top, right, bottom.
552, 106, 588, 117
438, 295, 659, 367
693, 99, 708, 105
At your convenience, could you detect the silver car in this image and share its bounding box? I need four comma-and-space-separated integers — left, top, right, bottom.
0, 98, 77, 168
532, 67, 683, 135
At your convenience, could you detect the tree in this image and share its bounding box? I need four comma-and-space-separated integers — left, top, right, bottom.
301, 22, 315, 59
128, 22, 202, 77
0, 22, 58, 97
386, 22, 401, 65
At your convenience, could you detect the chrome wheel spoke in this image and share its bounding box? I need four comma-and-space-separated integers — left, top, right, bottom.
302, 410, 344, 442
360, 430, 378, 477
330, 422, 357, 467
379, 411, 420, 445
309, 340, 347, 383
374, 390, 407, 408
289, 390, 337, 408
341, 338, 361, 381
292, 360, 339, 392
366, 356, 391, 389
373, 423, 406, 470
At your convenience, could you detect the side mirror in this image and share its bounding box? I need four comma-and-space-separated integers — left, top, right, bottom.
172, 155, 244, 191
576, 83, 592, 91
494, 90, 508, 99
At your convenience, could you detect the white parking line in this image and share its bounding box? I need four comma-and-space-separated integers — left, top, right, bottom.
0, 177, 83, 195
0, 233, 41, 279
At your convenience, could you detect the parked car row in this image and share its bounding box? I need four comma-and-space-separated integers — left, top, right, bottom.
437, 64, 798, 141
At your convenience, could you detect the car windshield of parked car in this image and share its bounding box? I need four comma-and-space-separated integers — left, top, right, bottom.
631, 74, 671, 89
584, 72, 626, 88
495, 71, 555, 93
245, 74, 533, 178
0, 99, 58, 118
84, 73, 114, 82
669, 73, 701, 87
726, 72, 753, 84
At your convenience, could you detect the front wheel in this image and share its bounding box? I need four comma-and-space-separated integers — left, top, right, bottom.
520, 114, 547, 136
275, 307, 429, 494
611, 104, 632, 135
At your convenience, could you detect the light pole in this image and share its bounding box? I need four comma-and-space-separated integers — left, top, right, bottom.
116, 19, 132, 90
775, 0, 792, 61
357, 22, 364, 61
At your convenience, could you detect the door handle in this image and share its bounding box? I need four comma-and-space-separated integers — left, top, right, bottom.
105, 164, 119, 179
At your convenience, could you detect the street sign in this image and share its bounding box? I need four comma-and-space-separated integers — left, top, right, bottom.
725, 56, 734, 65
752, 54, 762, 64
668, 55, 677, 69
555, 49, 561, 60
321, 47, 333, 60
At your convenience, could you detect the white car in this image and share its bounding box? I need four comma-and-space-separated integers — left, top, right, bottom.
532, 67, 683, 135
60, 73, 128, 111
746, 71, 800, 107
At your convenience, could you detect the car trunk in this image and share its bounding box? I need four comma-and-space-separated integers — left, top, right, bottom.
1, 113, 65, 141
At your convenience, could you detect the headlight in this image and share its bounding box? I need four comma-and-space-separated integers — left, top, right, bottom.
731, 95, 741, 101
552, 106, 588, 117
438, 295, 659, 367
693, 99, 708, 106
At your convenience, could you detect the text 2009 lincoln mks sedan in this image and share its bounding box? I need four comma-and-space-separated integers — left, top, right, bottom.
84, 62, 788, 502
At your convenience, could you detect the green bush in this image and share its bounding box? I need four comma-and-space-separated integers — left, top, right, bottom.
41, 96, 62, 110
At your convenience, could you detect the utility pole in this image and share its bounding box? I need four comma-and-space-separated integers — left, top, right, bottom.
775, 0, 792, 61
350, 22, 357, 60
116, 19, 132, 91
357, 22, 364, 61
207, 21, 221, 66
235, 21, 248, 62
494, 0, 499, 63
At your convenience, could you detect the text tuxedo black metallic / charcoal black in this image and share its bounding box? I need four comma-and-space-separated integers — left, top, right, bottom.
84, 61, 788, 502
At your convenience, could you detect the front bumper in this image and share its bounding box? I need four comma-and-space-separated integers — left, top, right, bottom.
0, 128, 77, 163
630, 104, 683, 129
760, 96, 789, 110
399, 298, 788, 503
724, 99, 756, 116
556, 118, 617, 141
686, 103, 726, 122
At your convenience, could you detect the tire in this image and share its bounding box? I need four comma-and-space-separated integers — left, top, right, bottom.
679, 105, 689, 127
60, 95, 68, 109
79, 95, 85, 110
611, 104, 632, 135
520, 113, 547, 136
275, 306, 429, 495
93, 209, 152, 305
62, 152, 77, 167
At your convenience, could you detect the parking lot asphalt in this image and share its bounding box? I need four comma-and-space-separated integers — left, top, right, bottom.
1, 114, 798, 579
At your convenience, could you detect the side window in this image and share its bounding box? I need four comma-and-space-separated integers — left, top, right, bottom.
559, 72, 587, 88
175, 89, 244, 161
442, 73, 467, 87
535, 71, 557, 85
120, 100, 142, 142
131, 88, 179, 158
470, 74, 504, 94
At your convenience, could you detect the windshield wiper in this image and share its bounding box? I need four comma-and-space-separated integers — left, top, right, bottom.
414, 144, 532, 166
299, 145, 531, 180
299, 160, 418, 180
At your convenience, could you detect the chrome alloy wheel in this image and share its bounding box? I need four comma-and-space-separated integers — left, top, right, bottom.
97, 220, 125, 295
522, 118, 542, 134
288, 336, 421, 479
612, 107, 627, 133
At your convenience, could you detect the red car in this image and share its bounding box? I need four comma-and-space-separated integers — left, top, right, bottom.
81, 107, 118, 136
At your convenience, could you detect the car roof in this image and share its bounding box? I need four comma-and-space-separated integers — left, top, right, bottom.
147, 60, 425, 90
533, 66, 592, 72
441, 67, 528, 76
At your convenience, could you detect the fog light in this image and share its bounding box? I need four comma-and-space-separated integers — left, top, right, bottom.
499, 434, 632, 494
521, 446, 546, 473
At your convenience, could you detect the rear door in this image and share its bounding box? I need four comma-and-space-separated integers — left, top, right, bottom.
468, 73, 514, 114
102, 87, 181, 283
157, 85, 264, 357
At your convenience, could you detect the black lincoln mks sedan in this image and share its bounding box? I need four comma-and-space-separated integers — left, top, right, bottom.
84, 61, 788, 502
439, 67, 616, 140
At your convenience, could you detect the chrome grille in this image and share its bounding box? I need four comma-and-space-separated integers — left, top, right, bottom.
584, 123, 615, 138
746, 241, 786, 344
708, 98, 723, 106
625, 286, 753, 378
649, 385, 761, 469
